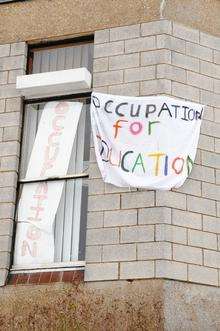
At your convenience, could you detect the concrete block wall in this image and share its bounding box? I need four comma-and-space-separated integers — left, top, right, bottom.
0, 42, 27, 285
85, 19, 220, 286
0, 20, 219, 289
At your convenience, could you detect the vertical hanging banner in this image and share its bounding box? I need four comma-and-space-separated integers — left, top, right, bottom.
14, 101, 83, 266
91, 92, 204, 190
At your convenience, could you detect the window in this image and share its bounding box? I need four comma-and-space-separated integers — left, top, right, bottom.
12, 38, 93, 270
28, 37, 93, 75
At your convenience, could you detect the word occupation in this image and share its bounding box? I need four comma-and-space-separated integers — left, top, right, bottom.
91, 92, 204, 190
14, 101, 82, 266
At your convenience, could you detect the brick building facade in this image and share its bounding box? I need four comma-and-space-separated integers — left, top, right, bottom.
0, 0, 219, 329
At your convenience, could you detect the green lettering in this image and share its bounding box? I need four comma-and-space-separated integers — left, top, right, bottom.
132, 153, 145, 173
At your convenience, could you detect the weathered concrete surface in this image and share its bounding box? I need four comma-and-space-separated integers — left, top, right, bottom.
1, 279, 220, 330
0, 0, 160, 44
163, 0, 220, 38
0, 0, 219, 44
0, 279, 164, 330
164, 280, 220, 331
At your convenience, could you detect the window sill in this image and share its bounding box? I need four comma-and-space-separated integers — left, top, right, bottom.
10, 261, 85, 274
8, 265, 84, 286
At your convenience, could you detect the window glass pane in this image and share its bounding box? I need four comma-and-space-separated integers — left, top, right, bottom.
17, 178, 89, 263
20, 97, 90, 178
31, 43, 93, 74
54, 178, 88, 262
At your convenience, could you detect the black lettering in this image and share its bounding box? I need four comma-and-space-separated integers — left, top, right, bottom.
188, 109, 195, 121
97, 136, 110, 162
130, 104, 141, 117
158, 103, 172, 118
181, 106, 189, 121
121, 151, 133, 172
104, 100, 113, 113
195, 108, 203, 120
92, 95, 101, 108
115, 102, 128, 117
171, 104, 181, 118
145, 104, 156, 118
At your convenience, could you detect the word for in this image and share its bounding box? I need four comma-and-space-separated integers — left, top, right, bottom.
21, 102, 70, 258
113, 119, 160, 138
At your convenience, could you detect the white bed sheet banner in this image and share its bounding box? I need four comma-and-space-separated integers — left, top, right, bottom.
14, 101, 82, 267
91, 92, 204, 190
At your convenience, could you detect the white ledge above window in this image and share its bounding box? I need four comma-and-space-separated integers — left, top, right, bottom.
16, 67, 92, 99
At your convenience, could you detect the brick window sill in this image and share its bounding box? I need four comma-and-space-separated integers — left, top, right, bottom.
7, 269, 84, 285
7, 262, 85, 285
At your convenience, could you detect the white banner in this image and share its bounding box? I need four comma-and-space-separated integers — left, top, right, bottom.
14, 101, 83, 266
91, 92, 204, 190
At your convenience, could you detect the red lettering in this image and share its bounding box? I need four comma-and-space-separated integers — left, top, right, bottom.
172, 157, 185, 174
52, 115, 65, 131
55, 102, 69, 114
27, 205, 44, 222
35, 182, 48, 195
27, 225, 41, 241
40, 144, 59, 176
129, 122, 143, 135
21, 240, 37, 257
48, 131, 61, 145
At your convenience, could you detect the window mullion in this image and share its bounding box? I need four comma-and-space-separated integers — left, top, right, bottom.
19, 172, 89, 184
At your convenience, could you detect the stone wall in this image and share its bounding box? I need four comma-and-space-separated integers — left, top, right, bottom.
0, 42, 26, 285
85, 19, 220, 286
